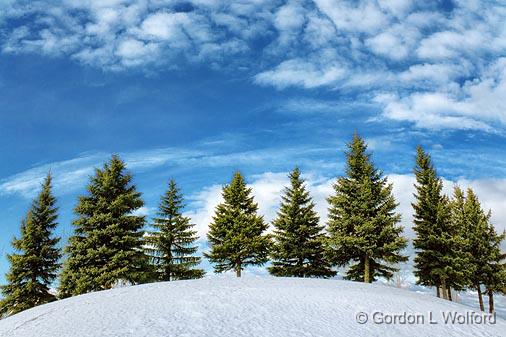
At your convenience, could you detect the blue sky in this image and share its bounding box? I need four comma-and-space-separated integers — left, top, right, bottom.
0, 0, 506, 282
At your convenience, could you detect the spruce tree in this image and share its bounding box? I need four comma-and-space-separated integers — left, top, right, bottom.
412, 147, 468, 299
446, 186, 473, 300
463, 188, 506, 313
456, 187, 489, 310
205, 171, 270, 277
145, 179, 204, 281
1, 174, 61, 316
269, 168, 335, 278
327, 134, 407, 283
59, 155, 148, 297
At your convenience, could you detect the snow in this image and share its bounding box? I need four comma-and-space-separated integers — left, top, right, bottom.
0, 277, 504, 337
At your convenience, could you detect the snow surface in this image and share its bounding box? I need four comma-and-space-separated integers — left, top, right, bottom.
0, 277, 504, 337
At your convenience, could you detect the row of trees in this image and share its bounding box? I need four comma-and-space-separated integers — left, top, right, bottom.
1, 134, 504, 317
412, 147, 505, 311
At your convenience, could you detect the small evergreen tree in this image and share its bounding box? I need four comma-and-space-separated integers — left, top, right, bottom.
59, 155, 148, 297
1, 174, 61, 316
146, 179, 204, 281
412, 147, 468, 299
205, 171, 270, 277
327, 134, 407, 283
269, 168, 335, 278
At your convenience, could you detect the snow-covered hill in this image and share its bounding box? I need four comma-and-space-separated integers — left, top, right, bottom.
0, 277, 504, 337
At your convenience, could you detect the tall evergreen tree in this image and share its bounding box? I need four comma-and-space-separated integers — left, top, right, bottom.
1, 174, 61, 316
145, 179, 204, 281
444, 186, 473, 300
412, 147, 468, 299
463, 189, 506, 313
205, 171, 270, 277
269, 168, 335, 278
327, 134, 407, 283
59, 155, 148, 297
454, 187, 489, 310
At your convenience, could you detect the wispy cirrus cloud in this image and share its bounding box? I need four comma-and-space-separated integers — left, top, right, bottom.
0, 142, 339, 199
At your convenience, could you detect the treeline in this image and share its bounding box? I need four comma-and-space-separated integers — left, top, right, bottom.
0, 134, 504, 317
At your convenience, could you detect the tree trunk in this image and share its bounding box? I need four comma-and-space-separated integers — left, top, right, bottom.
488, 288, 494, 314
440, 278, 448, 300
236, 263, 242, 277
364, 255, 370, 283
448, 287, 452, 301
477, 285, 484, 311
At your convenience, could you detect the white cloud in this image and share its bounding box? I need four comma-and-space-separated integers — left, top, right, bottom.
184, 184, 224, 239
0, 141, 336, 199
398, 63, 464, 85
375, 57, 506, 131
0, 154, 105, 198
255, 58, 346, 89
365, 21, 420, 61
416, 30, 486, 60
374, 92, 493, 131
140, 12, 190, 40
116, 38, 159, 66
2, 0, 506, 131
0, 0, 266, 69
366, 31, 409, 60
274, 1, 306, 33
313, 0, 389, 34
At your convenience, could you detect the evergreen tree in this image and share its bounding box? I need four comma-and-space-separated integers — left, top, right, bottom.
412, 147, 468, 299
445, 186, 474, 300
456, 187, 489, 310
59, 155, 148, 297
327, 134, 407, 283
205, 171, 270, 277
462, 188, 506, 313
269, 168, 335, 278
145, 179, 204, 281
1, 174, 61, 316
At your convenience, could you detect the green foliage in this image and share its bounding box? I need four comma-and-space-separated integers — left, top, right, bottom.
412, 147, 470, 292
327, 134, 407, 282
205, 171, 270, 276
59, 155, 148, 297
462, 188, 505, 294
1, 174, 61, 316
269, 168, 335, 278
145, 179, 204, 281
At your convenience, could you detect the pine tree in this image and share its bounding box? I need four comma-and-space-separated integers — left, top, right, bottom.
145, 179, 204, 281
1, 174, 61, 316
412, 147, 468, 299
205, 171, 270, 277
269, 168, 335, 278
327, 134, 407, 283
59, 155, 148, 297
462, 188, 506, 313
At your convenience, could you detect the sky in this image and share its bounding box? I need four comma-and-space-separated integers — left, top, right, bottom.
0, 0, 505, 283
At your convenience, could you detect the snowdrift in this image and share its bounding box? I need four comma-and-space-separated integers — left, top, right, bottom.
0, 277, 504, 337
